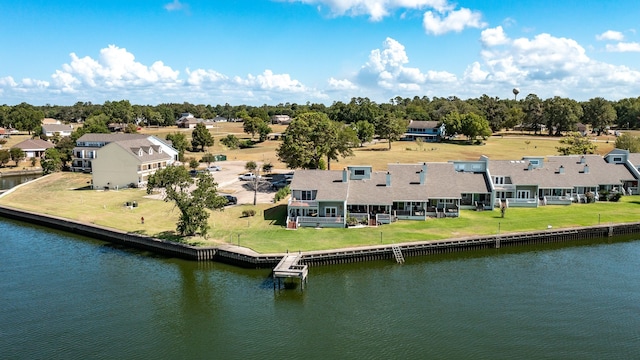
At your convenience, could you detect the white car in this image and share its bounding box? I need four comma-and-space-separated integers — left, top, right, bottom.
206, 165, 221, 172
239, 173, 260, 181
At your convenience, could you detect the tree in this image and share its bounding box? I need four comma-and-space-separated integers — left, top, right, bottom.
243, 117, 262, 139
522, 94, 545, 134
582, 97, 616, 135
460, 113, 492, 143
201, 153, 216, 167
375, 113, 407, 150
10, 103, 44, 134
257, 121, 272, 142
9, 147, 24, 167
191, 123, 214, 152
244, 161, 259, 205
0, 149, 10, 167
277, 112, 355, 169
245, 161, 257, 173
615, 133, 640, 152
188, 158, 199, 170
325, 123, 358, 170
353, 120, 375, 146
147, 166, 226, 237
166, 132, 188, 161
74, 113, 110, 138
556, 132, 597, 155
544, 96, 583, 136
41, 148, 63, 174
220, 134, 240, 150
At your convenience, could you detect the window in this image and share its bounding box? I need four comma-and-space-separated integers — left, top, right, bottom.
517, 190, 530, 199
325, 207, 337, 217
354, 169, 365, 176
301, 190, 313, 200
494, 176, 505, 185
613, 157, 622, 162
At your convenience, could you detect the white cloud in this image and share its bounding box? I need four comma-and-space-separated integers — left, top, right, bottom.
286, 0, 451, 21
328, 77, 357, 90
423, 7, 486, 35
481, 26, 509, 47
596, 30, 624, 41
605, 42, 640, 52
164, 0, 185, 11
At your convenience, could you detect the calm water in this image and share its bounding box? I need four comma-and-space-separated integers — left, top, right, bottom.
0, 174, 41, 190
1, 218, 639, 360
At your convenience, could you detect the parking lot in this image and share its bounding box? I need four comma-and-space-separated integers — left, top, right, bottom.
206, 161, 284, 205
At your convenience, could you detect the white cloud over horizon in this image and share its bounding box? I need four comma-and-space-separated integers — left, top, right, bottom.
3, 25, 640, 106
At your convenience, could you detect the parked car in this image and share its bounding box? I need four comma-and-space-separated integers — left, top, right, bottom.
206, 165, 221, 172
271, 178, 291, 190
239, 173, 260, 181
222, 194, 237, 205
189, 169, 207, 177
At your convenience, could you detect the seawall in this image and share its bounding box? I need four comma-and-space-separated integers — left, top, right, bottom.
1, 204, 639, 268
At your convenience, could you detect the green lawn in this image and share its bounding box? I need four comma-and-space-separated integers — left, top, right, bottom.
2, 172, 638, 253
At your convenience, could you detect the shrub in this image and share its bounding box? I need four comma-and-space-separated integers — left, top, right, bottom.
609, 192, 622, 202
242, 209, 256, 217
274, 186, 291, 202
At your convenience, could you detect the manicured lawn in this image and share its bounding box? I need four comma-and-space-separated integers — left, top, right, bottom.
2, 172, 638, 254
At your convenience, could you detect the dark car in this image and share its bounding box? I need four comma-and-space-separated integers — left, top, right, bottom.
271, 178, 291, 190
222, 194, 237, 205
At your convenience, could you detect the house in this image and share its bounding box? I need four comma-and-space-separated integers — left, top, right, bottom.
72, 133, 178, 173
41, 118, 61, 125
0, 127, 8, 139
287, 150, 640, 229
575, 123, 588, 136
176, 117, 216, 129
12, 139, 55, 158
402, 120, 445, 142
91, 138, 173, 189
287, 162, 491, 229
486, 153, 637, 207
271, 115, 292, 125
42, 124, 73, 138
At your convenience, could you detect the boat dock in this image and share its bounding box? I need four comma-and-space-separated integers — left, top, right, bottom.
273, 253, 308, 291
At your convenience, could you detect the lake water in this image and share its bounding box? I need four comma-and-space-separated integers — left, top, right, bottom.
0, 173, 41, 190
1, 217, 639, 359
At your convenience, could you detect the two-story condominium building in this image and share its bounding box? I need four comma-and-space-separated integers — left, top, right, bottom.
402, 120, 446, 142
42, 124, 73, 137
287, 163, 491, 229
485, 153, 638, 207
287, 150, 640, 229
91, 138, 173, 189
72, 133, 178, 173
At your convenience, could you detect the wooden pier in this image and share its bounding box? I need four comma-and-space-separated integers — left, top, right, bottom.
273, 253, 308, 291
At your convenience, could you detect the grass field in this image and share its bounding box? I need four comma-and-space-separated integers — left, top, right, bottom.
2, 171, 639, 253
0, 124, 633, 254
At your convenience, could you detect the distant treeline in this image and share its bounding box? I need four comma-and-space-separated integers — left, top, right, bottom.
1, 95, 639, 136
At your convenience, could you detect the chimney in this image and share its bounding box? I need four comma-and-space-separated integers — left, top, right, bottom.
583, 164, 589, 174
420, 163, 427, 185
527, 162, 533, 171
580, 156, 586, 164
386, 171, 391, 187
342, 168, 348, 183
558, 165, 565, 174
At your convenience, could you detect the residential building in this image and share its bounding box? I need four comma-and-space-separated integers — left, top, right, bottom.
287, 149, 639, 228
72, 133, 178, 173
402, 120, 445, 142
91, 138, 172, 189
271, 115, 292, 125
42, 124, 73, 137
12, 139, 55, 158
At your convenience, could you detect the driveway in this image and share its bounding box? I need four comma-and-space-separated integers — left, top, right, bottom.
206, 161, 280, 206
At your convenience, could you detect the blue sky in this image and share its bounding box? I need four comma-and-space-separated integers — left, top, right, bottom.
2, 0, 640, 106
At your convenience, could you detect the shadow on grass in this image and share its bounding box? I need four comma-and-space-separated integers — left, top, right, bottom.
155, 230, 183, 243
73, 185, 93, 190
264, 204, 287, 226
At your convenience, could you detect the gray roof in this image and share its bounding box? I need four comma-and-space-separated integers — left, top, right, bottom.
291, 162, 491, 205
42, 124, 73, 132
407, 120, 440, 130
110, 139, 172, 163
489, 155, 636, 188
13, 139, 55, 151
77, 133, 147, 143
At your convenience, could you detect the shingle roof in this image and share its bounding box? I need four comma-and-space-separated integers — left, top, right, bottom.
42, 124, 73, 132
291, 162, 491, 205
12, 139, 55, 151
76, 133, 147, 143
407, 120, 440, 130
489, 155, 635, 188
111, 139, 172, 163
